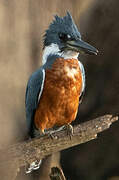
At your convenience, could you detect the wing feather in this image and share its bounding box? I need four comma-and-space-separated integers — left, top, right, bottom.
25, 68, 45, 133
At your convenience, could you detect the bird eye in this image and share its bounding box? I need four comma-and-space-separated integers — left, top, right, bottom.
59, 33, 72, 42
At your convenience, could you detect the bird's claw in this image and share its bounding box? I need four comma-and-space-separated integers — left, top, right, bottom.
64, 124, 73, 139
48, 133, 58, 140
45, 124, 73, 140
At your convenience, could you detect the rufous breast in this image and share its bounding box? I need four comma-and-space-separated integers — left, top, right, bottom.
34, 58, 82, 132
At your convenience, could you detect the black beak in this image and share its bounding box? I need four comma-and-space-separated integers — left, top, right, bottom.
66, 39, 98, 55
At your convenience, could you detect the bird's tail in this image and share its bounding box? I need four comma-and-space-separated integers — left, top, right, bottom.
26, 159, 42, 174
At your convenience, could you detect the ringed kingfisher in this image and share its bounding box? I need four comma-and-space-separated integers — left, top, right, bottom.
25, 12, 98, 173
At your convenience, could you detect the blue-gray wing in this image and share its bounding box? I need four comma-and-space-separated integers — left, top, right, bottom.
25, 67, 45, 133
78, 61, 85, 103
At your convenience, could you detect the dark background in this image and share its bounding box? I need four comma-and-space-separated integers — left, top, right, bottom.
0, 0, 119, 179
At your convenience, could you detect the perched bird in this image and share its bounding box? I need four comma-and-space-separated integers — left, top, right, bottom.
25, 12, 98, 173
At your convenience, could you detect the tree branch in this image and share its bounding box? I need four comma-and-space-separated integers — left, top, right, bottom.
50, 167, 66, 180
0, 115, 118, 170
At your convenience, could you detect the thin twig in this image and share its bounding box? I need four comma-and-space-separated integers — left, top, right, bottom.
49, 167, 66, 180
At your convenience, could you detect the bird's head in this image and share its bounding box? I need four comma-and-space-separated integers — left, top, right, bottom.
43, 12, 98, 64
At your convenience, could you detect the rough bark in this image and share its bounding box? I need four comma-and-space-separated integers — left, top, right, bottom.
0, 114, 118, 173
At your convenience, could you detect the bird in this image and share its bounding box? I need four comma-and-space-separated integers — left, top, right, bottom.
25, 12, 98, 173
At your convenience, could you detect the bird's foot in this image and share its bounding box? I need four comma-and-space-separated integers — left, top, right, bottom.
64, 124, 73, 139
45, 126, 65, 140
49, 133, 58, 140
25, 159, 42, 174
45, 130, 58, 140
45, 125, 73, 139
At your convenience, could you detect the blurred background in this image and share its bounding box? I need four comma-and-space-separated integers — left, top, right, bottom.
0, 0, 119, 179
